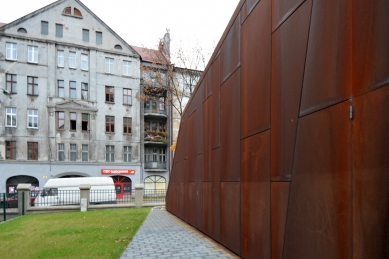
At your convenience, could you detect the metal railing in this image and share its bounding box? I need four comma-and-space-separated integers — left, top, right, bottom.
33, 190, 81, 207
143, 189, 166, 204
89, 189, 134, 205
0, 193, 19, 209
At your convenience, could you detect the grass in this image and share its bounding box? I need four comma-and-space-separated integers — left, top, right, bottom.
0, 208, 150, 259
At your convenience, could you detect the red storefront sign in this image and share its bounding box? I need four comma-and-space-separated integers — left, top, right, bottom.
101, 169, 135, 175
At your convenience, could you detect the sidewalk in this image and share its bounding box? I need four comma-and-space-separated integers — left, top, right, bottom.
120, 206, 240, 259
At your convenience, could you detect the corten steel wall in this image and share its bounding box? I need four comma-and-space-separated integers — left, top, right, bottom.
166, 0, 389, 258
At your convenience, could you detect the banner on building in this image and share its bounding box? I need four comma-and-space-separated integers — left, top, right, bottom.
101, 169, 135, 175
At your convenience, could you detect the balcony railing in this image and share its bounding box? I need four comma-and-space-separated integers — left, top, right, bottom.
144, 161, 167, 170
144, 131, 168, 144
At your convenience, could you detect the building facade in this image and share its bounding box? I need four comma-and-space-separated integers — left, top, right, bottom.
0, 0, 149, 194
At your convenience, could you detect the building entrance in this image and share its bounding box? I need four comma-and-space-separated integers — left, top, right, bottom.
110, 176, 132, 199
6, 175, 39, 193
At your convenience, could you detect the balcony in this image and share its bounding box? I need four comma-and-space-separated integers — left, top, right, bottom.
144, 131, 168, 145
144, 108, 167, 118
144, 161, 167, 171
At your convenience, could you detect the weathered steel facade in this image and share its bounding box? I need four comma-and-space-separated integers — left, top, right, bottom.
166, 0, 389, 258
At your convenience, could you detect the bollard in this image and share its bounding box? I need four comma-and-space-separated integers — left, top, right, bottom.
135, 184, 144, 208
17, 184, 31, 216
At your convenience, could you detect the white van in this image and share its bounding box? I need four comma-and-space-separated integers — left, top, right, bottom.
34, 177, 116, 206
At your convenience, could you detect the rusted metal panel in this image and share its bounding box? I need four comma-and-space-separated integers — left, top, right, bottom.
353, 0, 389, 96
246, 0, 260, 14
284, 101, 352, 259
211, 147, 221, 242
300, 0, 352, 117
182, 159, 189, 222
353, 86, 389, 258
241, 130, 271, 259
178, 182, 185, 220
221, 69, 241, 181
188, 112, 196, 181
203, 182, 212, 237
196, 97, 203, 155
240, 0, 271, 139
270, 0, 312, 181
271, 182, 290, 259
196, 153, 204, 183
206, 65, 212, 99
195, 180, 204, 232
272, 0, 305, 32
211, 56, 220, 149
221, 12, 241, 83
202, 99, 211, 181
187, 182, 196, 226
220, 182, 241, 255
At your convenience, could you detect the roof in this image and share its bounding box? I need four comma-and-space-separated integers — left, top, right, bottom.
0, 23, 6, 27
131, 45, 169, 64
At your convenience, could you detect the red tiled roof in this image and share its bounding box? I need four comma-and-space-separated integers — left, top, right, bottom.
131, 45, 169, 64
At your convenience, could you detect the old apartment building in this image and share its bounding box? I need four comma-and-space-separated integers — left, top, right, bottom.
0, 0, 155, 194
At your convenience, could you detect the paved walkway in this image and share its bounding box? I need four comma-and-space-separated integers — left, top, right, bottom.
120, 206, 240, 259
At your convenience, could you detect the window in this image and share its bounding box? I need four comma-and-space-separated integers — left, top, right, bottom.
152, 149, 158, 161
74, 8, 82, 17
82, 113, 88, 131
124, 146, 132, 162
70, 112, 76, 131
159, 149, 166, 163
58, 143, 64, 161
159, 122, 166, 132
69, 52, 76, 68
123, 61, 131, 75
82, 29, 89, 42
105, 116, 115, 133
144, 148, 151, 162
27, 142, 38, 160
144, 176, 166, 190
27, 76, 38, 95
6, 43, 17, 60
57, 111, 64, 130
56, 24, 63, 37
144, 101, 150, 110
63, 7, 71, 15
159, 97, 165, 111
81, 54, 88, 70
27, 109, 38, 129
105, 58, 114, 73
105, 86, 114, 103
6, 108, 17, 127
144, 121, 150, 132
41, 21, 48, 35
58, 80, 64, 97
81, 83, 88, 100
123, 88, 132, 105
70, 144, 77, 161
57, 50, 64, 67
17, 28, 27, 33
96, 31, 102, 44
106, 145, 115, 162
6, 74, 17, 93
28, 46, 38, 63
152, 122, 157, 131
123, 117, 132, 134
69, 81, 76, 98
6, 141, 16, 160
82, 144, 88, 161
114, 44, 122, 50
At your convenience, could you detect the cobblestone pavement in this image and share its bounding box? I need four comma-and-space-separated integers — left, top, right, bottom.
120, 206, 240, 259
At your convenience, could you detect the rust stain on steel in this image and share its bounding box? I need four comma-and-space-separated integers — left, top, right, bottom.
241, 130, 271, 259
241, 0, 271, 138
271, 182, 290, 259
220, 68, 241, 181
270, 0, 312, 181
221, 12, 241, 83
352, 87, 389, 258
352, 0, 389, 96
299, 0, 352, 116
220, 182, 241, 255
284, 101, 352, 259
272, 0, 305, 32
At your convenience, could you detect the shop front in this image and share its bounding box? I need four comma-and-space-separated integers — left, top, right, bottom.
101, 169, 135, 199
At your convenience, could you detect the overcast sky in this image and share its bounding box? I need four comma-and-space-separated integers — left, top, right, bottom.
0, 0, 239, 64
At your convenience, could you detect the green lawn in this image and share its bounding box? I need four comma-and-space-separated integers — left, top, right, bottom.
0, 208, 150, 259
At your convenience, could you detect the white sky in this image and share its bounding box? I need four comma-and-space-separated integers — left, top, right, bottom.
0, 0, 239, 64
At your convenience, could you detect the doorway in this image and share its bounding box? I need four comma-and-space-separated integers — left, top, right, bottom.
110, 176, 132, 199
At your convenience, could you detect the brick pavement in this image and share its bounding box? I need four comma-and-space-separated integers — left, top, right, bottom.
120, 206, 240, 259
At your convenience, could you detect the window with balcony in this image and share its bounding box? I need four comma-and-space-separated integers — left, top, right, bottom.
6, 141, 16, 160
105, 115, 115, 133
106, 145, 115, 162
58, 143, 65, 161
123, 88, 132, 105
123, 146, 132, 162
28, 46, 38, 63
6, 74, 17, 93
123, 117, 132, 134
6, 43, 17, 60
27, 109, 38, 129
6, 108, 17, 127
27, 142, 38, 160
58, 80, 64, 97
105, 86, 114, 103
70, 112, 76, 131
70, 144, 77, 161
27, 76, 38, 95
69, 81, 76, 98
159, 149, 166, 163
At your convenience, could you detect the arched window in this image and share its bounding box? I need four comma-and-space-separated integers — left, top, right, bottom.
144, 175, 166, 190
114, 44, 122, 50
17, 28, 27, 33
63, 7, 71, 15
74, 8, 82, 17
6, 175, 39, 193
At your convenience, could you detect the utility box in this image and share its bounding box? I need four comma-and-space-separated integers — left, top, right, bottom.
80, 198, 87, 212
